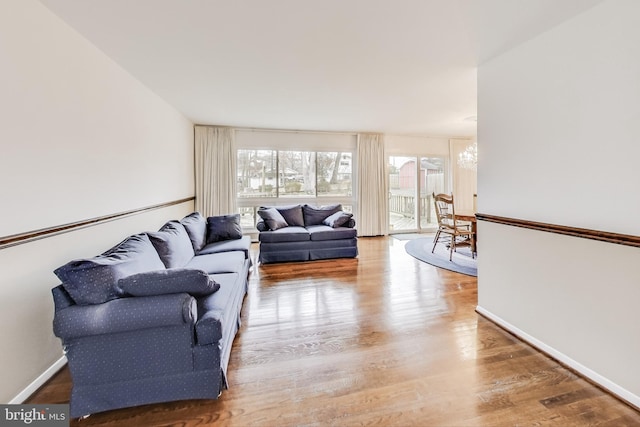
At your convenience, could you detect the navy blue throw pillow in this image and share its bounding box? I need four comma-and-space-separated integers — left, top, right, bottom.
148, 221, 195, 268
54, 234, 166, 305
276, 205, 304, 226
257, 207, 288, 230
206, 214, 243, 243
302, 204, 343, 226
180, 212, 207, 252
118, 268, 219, 297
322, 211, 353, 228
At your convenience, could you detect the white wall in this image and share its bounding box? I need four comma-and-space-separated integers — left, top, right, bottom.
477, 0, 640, 406
384, 134, 450, 157
0, 0, 194, 402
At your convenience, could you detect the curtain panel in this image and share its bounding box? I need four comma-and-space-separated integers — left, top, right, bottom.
194, 126, 237, 217
356, 133, 388, 236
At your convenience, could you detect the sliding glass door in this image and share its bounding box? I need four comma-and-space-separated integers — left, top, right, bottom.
389, 156, 417, 231
388, 156, 446, 232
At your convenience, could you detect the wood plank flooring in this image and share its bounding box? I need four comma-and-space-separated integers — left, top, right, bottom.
28, 236, 640, 426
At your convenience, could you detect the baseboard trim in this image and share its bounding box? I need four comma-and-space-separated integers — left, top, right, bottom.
10, 356, 67, 404
475, 305, 640, 411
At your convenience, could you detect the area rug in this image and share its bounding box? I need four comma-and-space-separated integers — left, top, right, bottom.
391, 233, 423, 241
404, 237, 477, 277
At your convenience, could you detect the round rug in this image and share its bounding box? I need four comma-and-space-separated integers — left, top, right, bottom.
405, 237, 477, 277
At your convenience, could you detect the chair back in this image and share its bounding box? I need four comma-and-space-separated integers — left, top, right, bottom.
433, 193, 458, 229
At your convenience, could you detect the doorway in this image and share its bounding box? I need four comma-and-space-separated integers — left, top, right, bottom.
388, 156, 445, 233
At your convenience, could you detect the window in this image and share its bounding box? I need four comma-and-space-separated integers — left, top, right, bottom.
237, 149, 277, 198
317, 152, 352, 197
279, 151, 316, 197
237, 150, 352, 199
236, 149, 354, 229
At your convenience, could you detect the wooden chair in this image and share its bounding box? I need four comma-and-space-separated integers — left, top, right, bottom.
432, 193, 475, 261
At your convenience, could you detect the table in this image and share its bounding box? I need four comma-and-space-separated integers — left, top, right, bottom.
456, 211, 477, 255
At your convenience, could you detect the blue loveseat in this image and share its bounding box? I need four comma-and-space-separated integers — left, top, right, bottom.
51, 212, 251, 418
257, 204, 358, 263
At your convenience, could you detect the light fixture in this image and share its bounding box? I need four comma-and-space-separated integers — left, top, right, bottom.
457, 140, 477, 171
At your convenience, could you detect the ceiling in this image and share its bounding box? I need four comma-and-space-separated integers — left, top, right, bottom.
39, 0, 602, 137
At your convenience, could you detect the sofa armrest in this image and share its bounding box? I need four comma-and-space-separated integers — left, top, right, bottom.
53, 293, 197, 340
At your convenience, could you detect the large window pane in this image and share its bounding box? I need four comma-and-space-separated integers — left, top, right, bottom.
278, 151, 316, 197
317, 152, 352, 197
236, 148, 355, 229
237, 150, 277, 198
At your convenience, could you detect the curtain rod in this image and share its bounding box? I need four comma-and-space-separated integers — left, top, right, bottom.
194, 124, 473, 140
194, 124, 358, 137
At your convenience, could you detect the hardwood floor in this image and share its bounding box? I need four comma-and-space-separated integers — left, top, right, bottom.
28, 236, 640, 426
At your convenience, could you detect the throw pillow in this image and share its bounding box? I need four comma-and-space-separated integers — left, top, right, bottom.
118, 268, 219, 297
257, 207, 288, 231
180, 212, 207, 252
206, 214, 243, 244
148, 221, 195, 268
276, 205, 304, 226
323, 211, 353, 228
256, 220, 269, 232
302, 204, 343, 226
54, 233, 166, 305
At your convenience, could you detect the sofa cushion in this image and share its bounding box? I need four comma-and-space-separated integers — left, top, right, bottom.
260, 238, 357, 252
302, 204, 343, 226
199, 235, 252, 259
148, 221, 195, 268
307, 224, 358, 241
322, 211, 353, 228
257, 207, 288, 231
206, 214, 243, 243
54, 234, 166, 305
277, 204, 304, 227
118, 268, 219, 297
180, 212, 207, 252
185, 251, 246, 274
258, 226, 311, 243
195, 272, 242, 346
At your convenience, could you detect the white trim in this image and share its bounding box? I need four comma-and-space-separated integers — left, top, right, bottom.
476, 306, 640, 410
235, 128, 357, 151
238, 126, 358, 136
9, 356, 67, 404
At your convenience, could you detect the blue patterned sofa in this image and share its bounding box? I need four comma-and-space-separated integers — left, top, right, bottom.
51, 212, 251, 418
257, 204, 358, 263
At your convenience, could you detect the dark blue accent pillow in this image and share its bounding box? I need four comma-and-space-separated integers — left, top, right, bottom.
257, 207, 288, 230
302, 204, 343, 226
54, 234, 166, 305
256, 219, 269, 232
276, 205, 304, 226
148, 221, 195, 268
117, 268, 219, 297
206, 214, 243, 243
180, 212, 207, 252
323, 211, 353, 228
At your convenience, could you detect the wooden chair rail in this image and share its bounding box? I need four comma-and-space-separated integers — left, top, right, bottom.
475, 213, 640, 248
0, 197, 195, 250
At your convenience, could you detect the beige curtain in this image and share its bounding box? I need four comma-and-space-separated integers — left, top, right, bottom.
357, 133, 388, 236
194, 126, 236, 217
